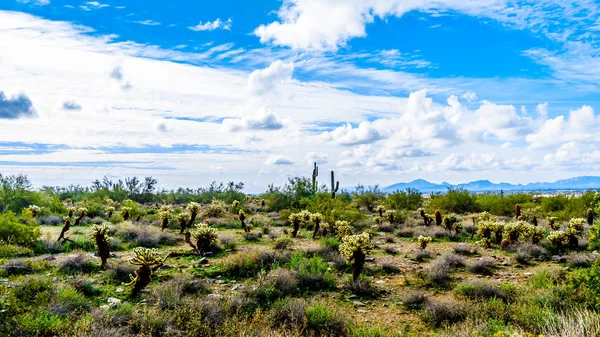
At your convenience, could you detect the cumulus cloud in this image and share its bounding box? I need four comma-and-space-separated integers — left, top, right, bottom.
109, 65, 132, 90
0, 91, 37, 119
188, 18, 232, 31
526, 105, 600, 148
306, 152, 329, 165
324, 122, 382, 146
536, 102, 548, 120
248, 60, 294, 95
222, 109, 284, 132
469, 101, 534, 141
265, 155, 294, 165
62, 100, 81, 110
543, 142, 600, 169
437, 153, 533, 172
462, 90, 478, 103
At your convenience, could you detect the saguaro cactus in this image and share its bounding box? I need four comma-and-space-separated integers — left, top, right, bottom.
434, 210, 442, 227
312, 162, 319, 193
331, 170, 339, 198
588, 209, 594, 226
515, 204, 521, 220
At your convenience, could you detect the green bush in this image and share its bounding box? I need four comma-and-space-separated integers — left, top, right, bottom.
0, 244, 34, 258
0, 212, 41, 246
305, 302, 348, 336
427, 188, 480, 214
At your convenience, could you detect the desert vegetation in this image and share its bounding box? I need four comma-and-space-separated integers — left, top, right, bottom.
1, 170, 600, 336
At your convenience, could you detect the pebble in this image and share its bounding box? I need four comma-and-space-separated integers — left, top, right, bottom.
199, 257, 209, 265
353, 301, 366, 306
40, 255, 56, 261
357, 309, 367, 313
375, 280, 386, 284
107, 297, 121, 306
115, 287, 124, 293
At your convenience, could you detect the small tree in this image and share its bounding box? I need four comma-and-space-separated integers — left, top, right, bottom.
89, 223, 112, 268
126, 247, 168, 296
339, 232, 373, 281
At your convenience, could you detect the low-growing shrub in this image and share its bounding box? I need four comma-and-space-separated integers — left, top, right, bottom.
414, 249, 431, 262
402, 291, 429, 310
468, 258, 496, 275
453, 243, 478, 256
427, 259, 452, 284
420, 300, 467, 328
454, 280, 507, 302
106, 261, 137, 284
219, 235, 237, 251
305, 302, 348, 336
345, 277, 379, 298
274, 236, 293, 250
58, 254, 97, 274
222, 250, 291, 278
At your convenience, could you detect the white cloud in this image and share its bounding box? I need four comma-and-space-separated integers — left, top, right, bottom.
136, 20, 161, 26
469, 101, 534, 141
536, 102, 548, 120
0, 91, 37, 119
306, 152, 328, 165
17, 0, 49, 5
462, 90, 478, 103
247, 60, 294, 96
324, 122, 383, 146
222, 109, 284, 132
62, 100, 81, 111
526, 105, 600, 148
188, 18, 232, 31
85, 1, 109, 9
265, 155, 294, 165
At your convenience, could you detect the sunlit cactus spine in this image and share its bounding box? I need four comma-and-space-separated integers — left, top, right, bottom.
335, 220, 353, 239
74, 207, 87, 226
312, 162, 319, 194
434, 210, 442, 226
289, 213, 301, 238
126, 247, 168, 296
310, 213, 324, 239
515, 204, 521, 220
339, 232, 373, 281
88, 223, 112, 268
189, 223, 218, 254
588, 209, 594, 226
120, 207, 132, 221
330, 170, 339, 198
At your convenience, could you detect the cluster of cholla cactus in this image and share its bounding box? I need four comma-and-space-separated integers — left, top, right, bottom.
418, 235, 432, 250
288, 210, 312, 238
335, 220, 353, 239
88, 223, 112, 268
126, 247, 168, 296
442, 213, 459, 232
178, 202, 201, 234
120, 207, 132, 221
310, 213, 324, 239
547, 218, 586, 250
547, 216, 559, 230
339, 232, 373, 281
28, 205, 42, 218
187, 223, 218, 254
418, 208, 434, 226
158, 206, 172, 232
476, 221, 495, 248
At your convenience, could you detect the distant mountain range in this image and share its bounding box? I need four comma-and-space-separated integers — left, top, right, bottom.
382, 176, 600, 193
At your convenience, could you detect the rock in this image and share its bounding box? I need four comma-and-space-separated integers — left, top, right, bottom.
348, 294, 358, 299
523, 272, 533, 276
502, 261, 511, 266
115, 287, 124, 293
353, 301, 366, 306
232, 284, 244, 291
107, 297, 121, 306
207, 294, 224, 300
199, 257, 209, 265
40, 255, 56, 261
552, 256, 566, 263
215, 280, 226, 284
365, 257, 375, 262
375, 280, 386, 284
357, 309, 367, 313
158, 265, 172, 270
203, 252, 214, 257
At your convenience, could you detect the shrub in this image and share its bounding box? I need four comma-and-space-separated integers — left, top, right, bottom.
420, 300, 467, 328
453, 243, 478, 255
270, 299, 307, 327
243, 231, 262, 242
0, 212, 41, 246
0, 244, 33, 258
203, 200, 226, 218
50, 285, 90, 315
148, 276, 209, 310
106, 261, 137, 284
59, 254, 97, 274
427, 258, 452, 284
222, 250, 291, 278
244, 269, 299, 303
38, 215, 62, 225
289, 253, 337, 291
322, 237, 341, 251
219, 234, 237, 251
540, 309, 600, 337
274, 236, 293, 250
402, 291, 429, 310
440, 254, 465, 268
468, 258, 495, 275
305, 302, 348, 336
414, 250, 431, 262
454, 280, 507, 301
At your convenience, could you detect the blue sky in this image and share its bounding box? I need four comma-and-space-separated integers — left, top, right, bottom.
1, 0, 600, 192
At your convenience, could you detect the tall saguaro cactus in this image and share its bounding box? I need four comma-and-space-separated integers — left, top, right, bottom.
312, 162, 319, 193
331, 170, 340, 198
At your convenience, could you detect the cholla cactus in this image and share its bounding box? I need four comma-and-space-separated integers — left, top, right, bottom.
376, 206, 385, 218
418, 235, 432, 250
28, 205, 42, 218
57, 216, 72, 243
504, 221, 528, 242
480, 237, 492, 249
453, 222, 463, 235
298, 210, 312, 225
547, 216, 559, 230
120, 207, 132, 221
335, 220, 353, 239
566, 218, 586, 247
67, 207, 76, 218
158, 208, 172, 232
310, 213, 324, 239
523, 224, 546, 244
479, 211, 492, 221
515, 204, 521, 220
443, 213, 459, 232
418, 208, 434, 226
490, 222, 504, 244
106, 206, 115, 219
126, 247, 168, 296
189, 223, 218, 254
434, 210, 442, 226
176, 213, 191, 234
74, 207, 87, 226
239, 210, 249, 233
289, 213, 302, 238
384, 210, 396, 224
187, 202, 201, 224
321, 222, 330, 236
88, 223, 112, 268
339, 232, 373, 281
231, 200, 240, 210
476, 221, 494, 241
547, 231, 567, 250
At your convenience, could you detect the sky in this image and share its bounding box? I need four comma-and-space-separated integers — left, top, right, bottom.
1, 0, 600, 193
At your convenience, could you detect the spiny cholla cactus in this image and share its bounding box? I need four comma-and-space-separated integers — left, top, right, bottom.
418, 208, 433, 226
335, 220, 353, 239
376, 206, 385, 218
476, 221, 495, 241
189, 223, 218, 254
453, 222, 463, 235
187, 202, 201, 224
547, 217, 559, 230
384, 210, 396, 224
74, 207, 87, 226
106, 206, 115, 219
176, 213, 191, 234
298, 210, 312, 225
523, 224, 546, 244
57, 216, 72, 243
520, 206, 541, 223
547, 231, 567, 250
158, 208, 172, 232
310, 213, 324, 239
126, 247, 168, 296
321, 222, 330, 236
67, 207, 76, 218
442, 214, 459, 232
490, 222, 504, 244
418, 235, 432, 250
239, 210, 249, 233
88, 223, 112, 268
434, 210, 442, 226
566, 218, 586, 247
120, 207, 132, 221
339, 232, 373, 281
504, 221, 529, 242
28, 205, 42, 218
231, 200, 240, 213
289, 213, 302, 238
